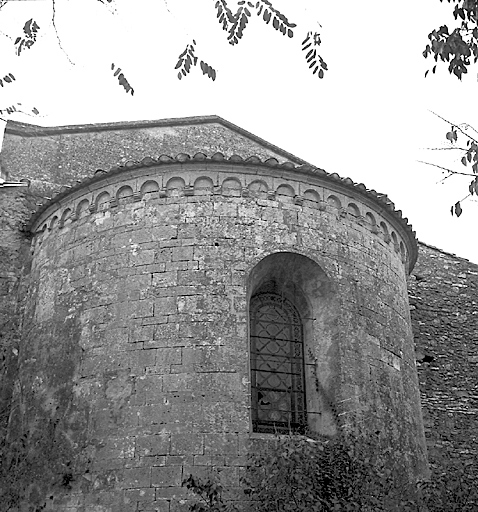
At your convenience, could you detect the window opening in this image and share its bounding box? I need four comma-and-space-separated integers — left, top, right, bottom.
250, 292, 306, 434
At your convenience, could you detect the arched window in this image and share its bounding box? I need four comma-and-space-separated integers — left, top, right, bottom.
250, 291, 306, 434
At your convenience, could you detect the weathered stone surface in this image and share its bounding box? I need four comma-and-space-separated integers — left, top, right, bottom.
410, 242, 478, 472
1, 116, 307, 196
7, 157, 425, 511
0, 117, 431, 511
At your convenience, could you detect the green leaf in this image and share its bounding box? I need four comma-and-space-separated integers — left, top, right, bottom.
454, 201, 462, 217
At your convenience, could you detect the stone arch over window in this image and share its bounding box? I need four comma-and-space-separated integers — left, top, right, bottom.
347, 203, 360, 217
96, 191, 111, 211
140, 180, 159, 196
117, 185, 134, 204
327, 195, 341, 209
276, 184, 295, 197
166, 177, 185, 197
248, 252, 338, 437
248, 180, 268, 198
49, 216, 58, 230
222, 177, 241, 196
59, 208, 72, 228
303, 189, 321, 204
194, 176, 214, 195
76, 199, 90, 219
380, 221, 390, 243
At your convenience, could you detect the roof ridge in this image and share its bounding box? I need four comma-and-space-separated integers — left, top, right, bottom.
4, 115, 310, 166
418, 241, 477, 266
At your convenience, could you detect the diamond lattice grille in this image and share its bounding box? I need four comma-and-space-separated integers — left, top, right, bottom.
250, 293, 306, 433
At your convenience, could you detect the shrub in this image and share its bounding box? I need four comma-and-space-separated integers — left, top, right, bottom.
183, 433, 478, 512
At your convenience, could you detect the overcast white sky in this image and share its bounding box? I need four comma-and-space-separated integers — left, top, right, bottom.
1, 0, 477, 263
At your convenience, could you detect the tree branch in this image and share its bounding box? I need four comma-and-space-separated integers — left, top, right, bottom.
423, 146, 469, 151
417, 160, 478, 177
51, 0, 75, 65
429, 110, 478, 144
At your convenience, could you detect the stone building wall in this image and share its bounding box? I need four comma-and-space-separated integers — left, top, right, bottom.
0, 116, 307, 196
0, 185, 34, 436
0, 117, 438, 511
410, 242, 478, 472
15, 156, 427, 511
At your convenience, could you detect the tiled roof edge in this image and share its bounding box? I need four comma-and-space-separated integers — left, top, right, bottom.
4, 115, 310, 166
417, 241, 477, 267
27, 153, 418, 271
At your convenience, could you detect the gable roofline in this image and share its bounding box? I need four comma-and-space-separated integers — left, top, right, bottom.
417, 241, 478, 267
4, 115, 310, 166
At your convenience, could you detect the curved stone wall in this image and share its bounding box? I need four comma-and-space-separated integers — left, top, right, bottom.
21, 160, 427, 510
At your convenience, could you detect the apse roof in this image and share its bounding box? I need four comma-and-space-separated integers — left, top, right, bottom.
26, 150, 419, 270
5, 115, 417, 268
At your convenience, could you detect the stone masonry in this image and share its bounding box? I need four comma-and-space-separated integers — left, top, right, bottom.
0, 116, 430, 511
410, 242, 478, 472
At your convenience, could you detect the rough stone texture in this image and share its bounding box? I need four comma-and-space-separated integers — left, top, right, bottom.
15, 158, 426, 511
0, 186, 34, 434
0, 117, 430, 511
1, 116, 307, 196
410, 243, 478, 472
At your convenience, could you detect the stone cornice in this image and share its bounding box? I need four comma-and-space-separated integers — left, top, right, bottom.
27, 152, 418, 272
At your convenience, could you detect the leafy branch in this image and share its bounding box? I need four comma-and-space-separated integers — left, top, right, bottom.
214, 0, 234, 31
0, 73, 15, 88
214, 0, 297, 45
175, 40, 216, 81
0, 103, 40, 120
255, 0, 296, 38
302, 31, 328, 78
423, 0, 478, 79
226, 1, 253, 45
52, 0, 75, 65
110, 63, 134, 95
182, 474, 237, 511
14, 18, 40, 56
420, 111, 478, 216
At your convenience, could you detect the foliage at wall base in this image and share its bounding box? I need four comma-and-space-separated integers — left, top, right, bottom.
184, 432, 478, 512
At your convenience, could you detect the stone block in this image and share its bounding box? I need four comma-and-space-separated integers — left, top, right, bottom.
154, 297, 177, 316
156, 347, 182, 365
136, 434, 171, 457
131, 325, 155, 343
124, 487, 156, 502
152, 271, 177, 287
172, 246, 193, 262
204, 434, 239, 456
170, 433, 204, 456
123, 467, 151, 488
149, 324, 181, 348
151, 466, 183, 487
135, 374, 163, 403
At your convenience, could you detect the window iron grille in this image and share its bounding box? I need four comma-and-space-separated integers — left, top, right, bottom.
250, 292, 306, 434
